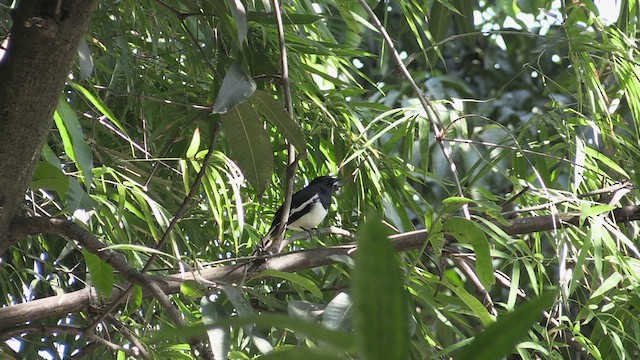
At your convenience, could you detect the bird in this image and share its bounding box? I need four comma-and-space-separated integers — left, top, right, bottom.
258, 176, 340, 253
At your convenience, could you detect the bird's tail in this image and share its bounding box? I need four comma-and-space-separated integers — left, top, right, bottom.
253, 227, 276, 255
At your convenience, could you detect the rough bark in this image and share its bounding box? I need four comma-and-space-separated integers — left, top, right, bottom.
0, 0, 98, 254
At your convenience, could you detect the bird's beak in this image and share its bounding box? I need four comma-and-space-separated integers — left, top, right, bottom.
332, 178, 342, 191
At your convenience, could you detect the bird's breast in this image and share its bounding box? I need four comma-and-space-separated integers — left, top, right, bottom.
287, 199, 328, 230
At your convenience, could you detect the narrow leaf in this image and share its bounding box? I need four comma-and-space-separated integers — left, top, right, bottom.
201, 296, 231, 360
457, 292, 557, 360
181, 280, 206, 298
590, 272, 623, 300
260, 269, 323, 299
77, 37, 94, 80
70, 82, 127, 134
353, 212, 409, 360
227, 0, 247, 46
30, 161, 69, 195
54, 98, 94, 189
250, 90, 307, 152
186, 127, 201, 159
164, 313, 356, 351
259, 348, 345, 360
220, 102, 273, 193
322, 292, 353, 330
443, 217, 494, 287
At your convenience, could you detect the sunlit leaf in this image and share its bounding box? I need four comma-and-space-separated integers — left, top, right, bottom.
259, 269, 323, 299
83, 250, 114, 297
201, 296, 230, 360
54, 98, 94, 189
457, 292, 557, 360
227, 0, 247, 47
250, 89, 307, 152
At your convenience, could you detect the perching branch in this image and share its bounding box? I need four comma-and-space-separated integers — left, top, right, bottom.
3, 204, 640, 330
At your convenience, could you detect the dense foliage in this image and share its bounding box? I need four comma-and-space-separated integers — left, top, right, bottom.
2, 0, 640, 359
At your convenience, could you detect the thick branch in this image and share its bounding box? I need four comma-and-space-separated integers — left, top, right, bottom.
1, 205, 639, 329
0, 0, 98, 253
4, 218, 187, 330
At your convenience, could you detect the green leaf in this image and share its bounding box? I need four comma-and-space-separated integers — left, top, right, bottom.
322, 292, 352, 330
259, 348, 345, 360
30, 161, 69, 195
443, 217, 494, 287
227, 0, 247, 47
77, 37, 94, 80
590, 272, 623, 300
158, 313, 356, 351
201, 296, 230, 360
353, 212, 409, 360
212, 63, 257, 114
457, 291, 557, 360
186, 127, 201, 159
70, 82, 127, 134
451, 0, 477, 47
247, 12, 323, 25
427, 0, 452, 65
83, 250, 114, 297
133, 285, 143, 308
103, 244, 178, 260
418, 117, 430, 173
259, 269, 323, 299
220, 102, 273, 193
441, 196, 475, 214
250, 90, 307, 153
54, 98, 94, 189
584, 146, 630, 177
181, 280, 206, 298
441, 280, 494, 327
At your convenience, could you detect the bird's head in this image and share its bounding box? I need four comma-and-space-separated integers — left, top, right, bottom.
309, 176, 341, 193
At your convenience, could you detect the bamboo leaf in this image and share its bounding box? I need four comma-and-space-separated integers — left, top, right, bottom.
250, 89, 307, 153
443, 217, 494, 287
227, 0, 247, 47
353, 212, 409, 360
83, 250, 114, 297
54, 98, 94, 190
220, 102, 273, 193
259, 269, 323, 299
212, 63, 257, 114
457, 292, 557, 360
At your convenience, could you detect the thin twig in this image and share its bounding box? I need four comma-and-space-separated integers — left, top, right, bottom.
452, 256, 497, 316
492, 270, 592, 358
0, 324, 140, 356
105, 315, 150, 360
266, 0, 301, 254
82, 124, 221, 360
355, 0, 469, 219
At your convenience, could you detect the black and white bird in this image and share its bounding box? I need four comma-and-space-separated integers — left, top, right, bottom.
259, 176, 340, 253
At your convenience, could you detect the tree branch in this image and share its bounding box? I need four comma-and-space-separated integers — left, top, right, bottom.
0, 324, 140, 356
267, 0, 301, 254
355, 0, 469, 218
2, 205, 639, 329
0, 0, 98, 253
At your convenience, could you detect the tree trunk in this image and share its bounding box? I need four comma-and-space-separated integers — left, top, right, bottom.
0, 0, 97, 254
